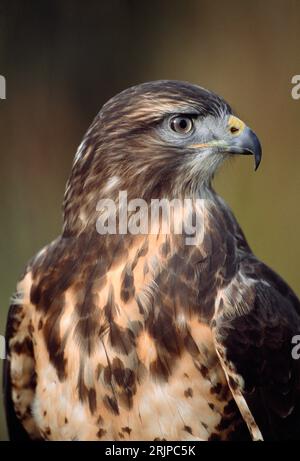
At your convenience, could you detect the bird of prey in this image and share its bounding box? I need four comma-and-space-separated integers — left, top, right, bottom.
4, 80, 300, 441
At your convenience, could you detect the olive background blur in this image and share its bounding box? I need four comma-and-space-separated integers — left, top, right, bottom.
0, 0, 299, 441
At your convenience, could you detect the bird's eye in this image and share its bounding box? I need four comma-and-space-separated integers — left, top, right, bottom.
170, 116, 194, 134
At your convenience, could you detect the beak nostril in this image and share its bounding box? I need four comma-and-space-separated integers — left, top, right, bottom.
230, 126, 239, 134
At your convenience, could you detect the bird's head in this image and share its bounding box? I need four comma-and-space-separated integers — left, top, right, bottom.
64, 81, 262, 232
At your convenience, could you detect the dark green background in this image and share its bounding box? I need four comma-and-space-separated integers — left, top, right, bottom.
0, 0, 299, 440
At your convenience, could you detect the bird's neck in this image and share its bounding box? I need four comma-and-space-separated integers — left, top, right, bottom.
62, 176, 218, 238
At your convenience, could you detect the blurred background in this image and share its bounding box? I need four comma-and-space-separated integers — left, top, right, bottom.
0, 0, 299, 440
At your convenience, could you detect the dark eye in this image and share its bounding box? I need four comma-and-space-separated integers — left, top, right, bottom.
170, 116, 194, 134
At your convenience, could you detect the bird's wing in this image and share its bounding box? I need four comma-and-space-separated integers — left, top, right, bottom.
3, 269, 40, 440
3, 301, 33, 440
3, 237, 67, 440
212, 256, 300, 440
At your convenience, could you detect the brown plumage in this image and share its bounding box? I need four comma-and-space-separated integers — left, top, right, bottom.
4, 80, 300, 441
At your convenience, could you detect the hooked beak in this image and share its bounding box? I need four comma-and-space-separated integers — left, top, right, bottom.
224, 123, 262, 171
188, 115, 262, 171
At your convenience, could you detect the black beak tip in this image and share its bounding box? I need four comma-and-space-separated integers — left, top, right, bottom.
241, 126, 262, 172
254, 151, 262, 171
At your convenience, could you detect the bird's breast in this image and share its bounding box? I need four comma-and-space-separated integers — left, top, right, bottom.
28, 228, 246, 440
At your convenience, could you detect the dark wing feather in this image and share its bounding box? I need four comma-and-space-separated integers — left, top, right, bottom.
3, 304, 32, 441
214, 258, 300, 440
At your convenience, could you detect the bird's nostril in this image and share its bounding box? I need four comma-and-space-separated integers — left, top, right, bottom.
230, 126, 239, 134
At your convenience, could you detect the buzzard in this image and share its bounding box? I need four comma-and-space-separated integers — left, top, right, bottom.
3, 80, 300, 441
